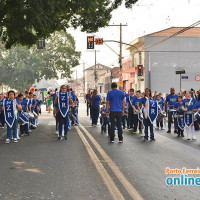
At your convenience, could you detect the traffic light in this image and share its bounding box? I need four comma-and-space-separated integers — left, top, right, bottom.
37, 39, 45, 49
87, 36, 94, 49
96, 38, 103, 45
137, 65, 143, 76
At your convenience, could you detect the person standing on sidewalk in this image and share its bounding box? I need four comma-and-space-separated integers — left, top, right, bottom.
0, 93, 5, 128
106, 82, 125, 143
86, 90, 91, 116
166, 88, 178, 134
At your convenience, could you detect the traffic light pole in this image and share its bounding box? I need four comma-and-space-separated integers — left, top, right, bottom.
139, 52, 142, 91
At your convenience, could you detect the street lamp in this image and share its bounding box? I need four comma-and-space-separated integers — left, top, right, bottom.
175, 70, 185, 92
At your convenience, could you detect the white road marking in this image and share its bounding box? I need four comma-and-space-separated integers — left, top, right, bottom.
75, 126, 125, 200
79, 124, 144, 200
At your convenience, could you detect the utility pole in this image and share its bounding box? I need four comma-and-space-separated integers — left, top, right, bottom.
83, 63, 85, 93
76, 70, 78, 95
139, 52, 142, 91
108, 24, 127, 71
94, 50, 97, 89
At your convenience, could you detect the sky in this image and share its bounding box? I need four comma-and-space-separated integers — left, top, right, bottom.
67, 0, 200, 79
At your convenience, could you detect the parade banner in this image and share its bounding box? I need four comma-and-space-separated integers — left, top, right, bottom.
184, 112, 193, 127
148, 99, 158, 124
58, 92, 69, 117
177, 116, 185, 130
20, 112, 29, 124
4, 99, 15, 128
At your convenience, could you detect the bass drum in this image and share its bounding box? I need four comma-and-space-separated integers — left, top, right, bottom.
25, 112, 34, 119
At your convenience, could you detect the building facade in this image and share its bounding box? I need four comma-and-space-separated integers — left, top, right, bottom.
84, 63, 111, 92
127, 27, 200, 93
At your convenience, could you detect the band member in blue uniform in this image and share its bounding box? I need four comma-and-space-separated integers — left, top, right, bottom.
132, 90, 142, 134
142, 88, 158, 141
156, 95, 165, 130
54, 85, 73, 140
127, 89, 136, 131
166, 88, 178, 134
18, 94, 29, 136
2, 90, 22, 144
74, 94, 79, 125
0, 93, 5, 128
184, 90, 196, 140
91, 89, 101, 126
193, 101, 200, 127
174, 96, 187, 137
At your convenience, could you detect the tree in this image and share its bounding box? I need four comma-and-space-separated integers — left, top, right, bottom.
33, 31, 81, 79
0, 31, 81, 90
0, 0, 138, 48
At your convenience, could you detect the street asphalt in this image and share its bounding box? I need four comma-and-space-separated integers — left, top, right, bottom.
0, 102, 200, 200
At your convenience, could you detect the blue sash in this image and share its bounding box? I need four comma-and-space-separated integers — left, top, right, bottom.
195, 111, 200, 120
20, 112, 29, 124
58, 92, 69, 117
4, 99, 15, 128
148, 99, 158, 124
184, 112, 193, 127
177, 116, 185, 130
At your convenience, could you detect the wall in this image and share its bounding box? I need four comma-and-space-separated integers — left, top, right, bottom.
144, 36, 200, 93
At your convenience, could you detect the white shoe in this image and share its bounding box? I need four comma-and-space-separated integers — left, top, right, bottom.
141, 133, 145, 137
13, 138, 18, 143
55, 131, 59, 135
187, 136, 190, 140
192, 136, 196, 140
17, 137, 20, 140
5, 139, 10, 144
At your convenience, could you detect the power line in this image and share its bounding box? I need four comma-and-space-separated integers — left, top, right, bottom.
145, 20, 200, 50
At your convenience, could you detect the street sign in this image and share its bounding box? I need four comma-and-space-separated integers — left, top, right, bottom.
175, 70, 185, 75
181, 76, 188, 79
68, 80, 74, 83
96, 38, 103, 45
87, 36, 94, 49
195, 75, 200, 81
118, 80, 123, 87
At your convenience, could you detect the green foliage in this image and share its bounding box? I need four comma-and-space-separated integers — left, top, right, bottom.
0, 31, 81, 91
0, 0, 138, 48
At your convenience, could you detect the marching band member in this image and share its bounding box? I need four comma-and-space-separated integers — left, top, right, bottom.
18, 93, 29, 136
54, 85, 73, 140
184, 91, 196, 140
132, 90, 142, 134
193, 101, 200, 128
142, 88, 158, 141
174, 96, 187, 137
156, 95, 165, 130
2, 90, 22, 144
166, 88, 178, 134
127, 89, 136, 131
